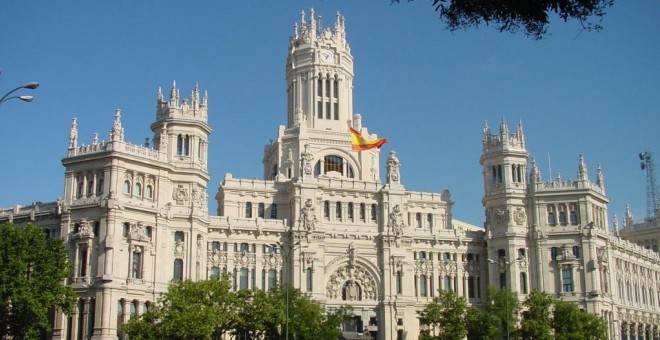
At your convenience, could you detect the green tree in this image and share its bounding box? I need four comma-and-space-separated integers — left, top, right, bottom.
418, 290, 468, 340
520, 290, 553, 340
552, 301, 607, 340
0, 222, 76, 339
463, 286, 519, 339
393, 0, 614, 40
122, 275, 238, 340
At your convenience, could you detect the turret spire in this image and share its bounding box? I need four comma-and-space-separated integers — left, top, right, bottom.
530, 158, 541, 183
577, 154, 588, 181
499, 118, 508, 141
624, 204, 634, 229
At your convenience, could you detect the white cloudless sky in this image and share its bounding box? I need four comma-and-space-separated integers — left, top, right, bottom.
1, 1, 658, 227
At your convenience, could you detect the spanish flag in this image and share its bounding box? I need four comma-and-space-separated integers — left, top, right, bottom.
349, 127, 388, 151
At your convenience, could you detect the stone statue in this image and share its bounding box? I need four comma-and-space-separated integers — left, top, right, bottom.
389, 204, 405, 236
386, 150, 400, 184
300, 199, 317, 231
301, 144, 314, 177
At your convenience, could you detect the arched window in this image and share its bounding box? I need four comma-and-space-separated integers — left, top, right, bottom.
558, 204, 567, 224
173, 259, 183, 282
427, 214, 433, 228
97, 178, 104, 195
176, 134, 183, 155
269, 204, 277, 219
572, 246, 580, 258
371, 204, 377, 222
359, 203, 366, 221
258, 203, 265, 218
324, 156, 343, 174
130, 301, 138, 319
123, 180, 131, 194
245, 202, 253, 218
547, 205, 556, 225
77, 176, 85, 198
145, 185, 153, 199
342, 281, 362, 301
420, 275, 428, 297
183, 135, 190, 155
211, 241, 220, 252
348, 202, 354, 221
569, 204, 578, 224
336, 202, 342, 219
134, 182, 142, 197
416, 213, 422, 228
325, 78, 330, 97
333, 79, 339, 99
87, 177, 94, 197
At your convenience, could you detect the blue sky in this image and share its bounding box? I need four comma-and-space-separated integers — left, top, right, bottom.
1, 1, 658, 227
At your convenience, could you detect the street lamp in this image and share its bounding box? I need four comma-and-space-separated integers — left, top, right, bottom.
487, 256, 524, 340
0, 77, 40, 106
277, 241, 300, 340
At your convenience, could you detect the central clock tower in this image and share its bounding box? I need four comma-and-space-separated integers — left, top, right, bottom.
285, 9, 354, 131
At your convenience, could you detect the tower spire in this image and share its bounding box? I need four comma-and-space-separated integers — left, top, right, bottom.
624, 204, 634, 229
516, 120, 525, 147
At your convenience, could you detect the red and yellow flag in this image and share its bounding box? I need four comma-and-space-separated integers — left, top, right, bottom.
349, 127, 388, 151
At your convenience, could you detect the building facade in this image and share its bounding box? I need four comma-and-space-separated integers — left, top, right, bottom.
2, 9, 660, 340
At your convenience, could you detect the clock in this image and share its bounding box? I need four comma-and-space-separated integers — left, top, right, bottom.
320, 49, 334, 64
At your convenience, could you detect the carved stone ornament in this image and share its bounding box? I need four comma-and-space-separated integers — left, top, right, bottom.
513, 208, 526, 225
326, 265, 377, 301
71, 220, 94, 240
301, 144, 314, 176
299, 198, 317, 231
172, 184, 188, 205
129, 222, 151, 242
493, 208, 507, 225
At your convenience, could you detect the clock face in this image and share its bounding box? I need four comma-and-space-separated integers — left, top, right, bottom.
320, 49, 334, 63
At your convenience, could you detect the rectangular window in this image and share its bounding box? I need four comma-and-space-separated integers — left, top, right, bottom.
173, 259, 183, 282
467, 276, 475, 298
79, 247, 88, 277
500, 272, 507, 289
239, 268, 249, 290
371, 204, 377, 222
336, 202, 342, 220
317, 101, 323, 119
268, 270, 277, 291
420, 275, 428, 297
396, 271, 402, 294
306, 268, 313, 292
325, 101, 331, 119
562, 267, 573, 292
131, 249, 142, 279
520, 272, 528, 294
445, 275, 452, 291
333, 102, 339, 120
348, 202, 354, 221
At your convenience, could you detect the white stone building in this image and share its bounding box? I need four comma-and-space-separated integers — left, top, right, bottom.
1, 9, 660, 340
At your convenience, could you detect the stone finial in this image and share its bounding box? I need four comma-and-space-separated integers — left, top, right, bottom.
530, 158, 541, 183
157, 86, 163, 102
169, 80, 178, 105
482, 121, 490, 143
516, 120, 525, 147
596, 164, 605, 189
624, 204, 634, 229
612, 213, 619, 236
577, 154, 588, 181
69, 118, 78, 149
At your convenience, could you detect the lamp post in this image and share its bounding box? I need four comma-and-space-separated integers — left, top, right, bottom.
0, 73, 39, 106
487, 256, 523, 340
278, 241, 300, 340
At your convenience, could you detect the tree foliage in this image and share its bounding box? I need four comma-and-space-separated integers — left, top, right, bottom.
0, 223, 76, 339
122, 278, 351, 340
520, 290, 553, 340
418, 290, 468, 340
553, 301, 607, 340
393, 0, 615, 39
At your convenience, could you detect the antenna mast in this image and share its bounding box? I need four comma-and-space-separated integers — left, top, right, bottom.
639, 151, 658, 222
